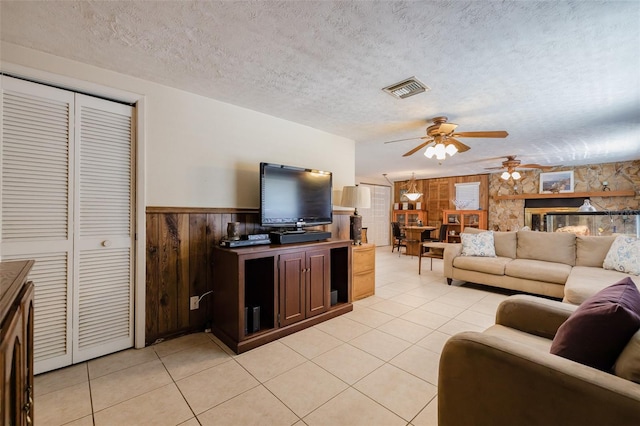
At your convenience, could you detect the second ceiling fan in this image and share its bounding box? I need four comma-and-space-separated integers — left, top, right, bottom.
486, 155, 555, 180
384, 116, 509, 159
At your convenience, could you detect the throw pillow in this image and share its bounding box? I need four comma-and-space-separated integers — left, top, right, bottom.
603, 235, 640, 275
550, 277, 640, 371
460, 231, 496, 257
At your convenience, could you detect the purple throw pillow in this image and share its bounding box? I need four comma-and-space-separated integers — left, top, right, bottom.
550, 277, 640, 371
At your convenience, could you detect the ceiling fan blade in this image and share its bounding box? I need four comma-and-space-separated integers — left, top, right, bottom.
452, 131, 509, 138
402, 140, 432, 157
437, 123, 458, 134
447, 137, 471, 153
520, 163, 555, 170
484, 166, 505, 170
383, 136, 429, 144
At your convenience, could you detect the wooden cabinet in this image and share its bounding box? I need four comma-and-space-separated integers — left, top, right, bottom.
393, 210, 427, 227
1, 260, 35, 426
279, 248, 330, 327
352, 244, 375, 301
442, 210, 488, 242
211, 240, 352, 354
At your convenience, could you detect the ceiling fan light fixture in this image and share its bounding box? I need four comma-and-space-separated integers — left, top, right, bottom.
501, 171, 511, 180
424, 146, 436, 158
511, 171, 521, 180
445, 143, 458, 156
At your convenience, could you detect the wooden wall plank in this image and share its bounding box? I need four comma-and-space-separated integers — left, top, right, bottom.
175, 214, 191, 329
189, 214, 210, 330
145, 213, 160, 343
158, 213, 190, 334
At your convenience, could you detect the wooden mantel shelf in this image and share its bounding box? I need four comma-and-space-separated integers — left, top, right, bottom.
493, 190, 635, 201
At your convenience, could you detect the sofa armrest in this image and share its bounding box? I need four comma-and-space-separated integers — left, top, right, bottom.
495, 294, 577, 339
439, 332, 640, 426
443, 243, 462, 278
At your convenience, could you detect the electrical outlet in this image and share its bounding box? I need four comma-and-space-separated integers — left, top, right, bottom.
190, 296, 199, 310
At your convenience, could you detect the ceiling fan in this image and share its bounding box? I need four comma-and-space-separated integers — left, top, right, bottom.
384, 116, 509, 159
485, 155, 555, 180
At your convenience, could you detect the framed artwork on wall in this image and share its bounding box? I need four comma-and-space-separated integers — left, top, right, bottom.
539, 171, 574, 193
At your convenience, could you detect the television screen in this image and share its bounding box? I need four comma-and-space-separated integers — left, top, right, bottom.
260, 163, 333, 228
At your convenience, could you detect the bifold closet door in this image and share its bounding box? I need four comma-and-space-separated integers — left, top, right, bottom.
360, 184, 391, 246
73, 94, 134, 363
1, 76, 134, 373
1, 77, 75, 373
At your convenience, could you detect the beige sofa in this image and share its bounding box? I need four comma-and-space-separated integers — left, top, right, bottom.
443, 230, 636, 304
438, 295, 640, 425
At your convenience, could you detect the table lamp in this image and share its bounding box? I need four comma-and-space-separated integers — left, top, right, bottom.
341, 185, 371, 245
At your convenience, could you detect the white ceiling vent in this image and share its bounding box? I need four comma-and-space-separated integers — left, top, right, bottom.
382, 77, 430, 99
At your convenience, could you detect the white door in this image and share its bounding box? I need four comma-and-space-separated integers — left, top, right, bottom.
73, 94, 134, 363
1, 76, 134, 373
359, 183, 391, 246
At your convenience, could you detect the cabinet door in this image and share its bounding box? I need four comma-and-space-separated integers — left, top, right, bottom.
306, 249, 330, 318
278, 252, 306, 327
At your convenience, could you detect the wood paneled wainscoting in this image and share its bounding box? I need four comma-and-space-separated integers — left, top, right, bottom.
145, 207, 351, 345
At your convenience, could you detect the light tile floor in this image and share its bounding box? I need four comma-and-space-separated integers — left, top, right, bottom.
35, 247, 512, 426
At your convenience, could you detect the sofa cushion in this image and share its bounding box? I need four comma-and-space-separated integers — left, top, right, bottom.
463, 228, 517, 258
505, 259, 572, 285
453, 256, 512, 276
614, 329, 640, 383
564, 266, 635, 305
603, 235, 640, 275
494, 232, 517, 259
576, 235, 616, 267
516, 231, 576, 266
461, 231, 496, 257
550, 277, 640, 371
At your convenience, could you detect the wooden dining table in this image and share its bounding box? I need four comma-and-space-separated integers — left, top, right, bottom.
403, 226, 437, 256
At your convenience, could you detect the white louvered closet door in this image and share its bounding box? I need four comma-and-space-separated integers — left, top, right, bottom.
1, 76, 135, 373
73, 95, 133, 363
1, 76, 75, 373
359, 184, 391, 246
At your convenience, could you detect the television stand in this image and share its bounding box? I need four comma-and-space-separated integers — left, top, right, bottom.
211, 240, 352, 353
270, 230, 331, 244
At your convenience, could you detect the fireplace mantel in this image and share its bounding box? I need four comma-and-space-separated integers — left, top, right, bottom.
493, 189, 635, 201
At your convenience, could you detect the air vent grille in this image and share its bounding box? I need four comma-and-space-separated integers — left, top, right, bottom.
382, 77, 430, 99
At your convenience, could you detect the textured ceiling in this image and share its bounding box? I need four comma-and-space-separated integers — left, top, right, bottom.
1, 0, 639, 181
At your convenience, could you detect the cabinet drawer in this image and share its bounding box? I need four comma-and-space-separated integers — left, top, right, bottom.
353, 271, 375, 301
353, 247, 375, 273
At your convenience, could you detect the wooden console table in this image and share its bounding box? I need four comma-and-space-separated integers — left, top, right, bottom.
211, 239, 352, 354
1, 260, 35, 425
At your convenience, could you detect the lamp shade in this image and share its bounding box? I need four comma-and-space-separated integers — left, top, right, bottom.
341, 186, 371, 209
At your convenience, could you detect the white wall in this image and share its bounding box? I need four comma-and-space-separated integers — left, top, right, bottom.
0, 42, 355, 208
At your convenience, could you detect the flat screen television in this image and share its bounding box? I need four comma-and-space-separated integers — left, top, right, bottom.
260, 162, 333, 229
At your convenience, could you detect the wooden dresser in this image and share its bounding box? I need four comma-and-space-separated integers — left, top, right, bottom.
1, 260, 35, 425
351, 244, 375, 301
